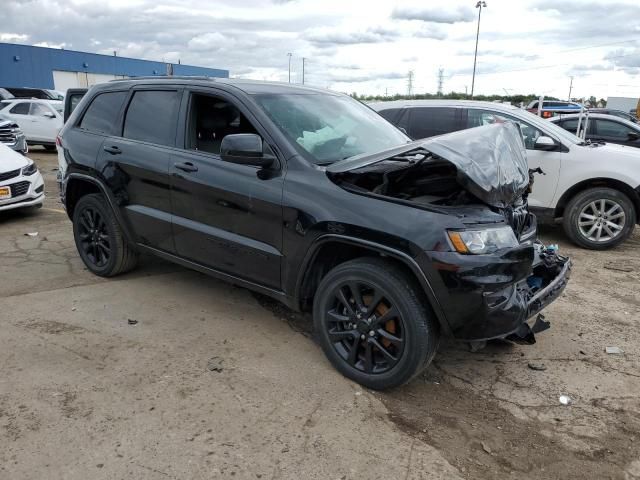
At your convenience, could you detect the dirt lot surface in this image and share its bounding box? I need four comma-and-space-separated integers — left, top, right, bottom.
1, 149, 639, 479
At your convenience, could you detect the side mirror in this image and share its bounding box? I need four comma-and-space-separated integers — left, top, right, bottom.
220, 134, 275, 167
43, 112, 56, 119
627, 131, 639, 141
534, 135, 557, 151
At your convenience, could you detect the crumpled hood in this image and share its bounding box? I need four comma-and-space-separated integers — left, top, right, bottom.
327, 122, 530, 208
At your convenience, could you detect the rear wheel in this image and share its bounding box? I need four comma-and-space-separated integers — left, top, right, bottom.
72, 193, 138, 276
563, 187, 635, 249
313, 258, 439, 390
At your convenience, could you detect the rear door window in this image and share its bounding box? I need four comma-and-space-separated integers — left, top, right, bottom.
407, 107, 458, 139
9, 102, 30, 115
123, 90, 180, 147
557, 118, 579, 133
79, 91, 128, 135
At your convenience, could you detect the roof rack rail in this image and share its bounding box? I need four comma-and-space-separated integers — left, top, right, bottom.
109, 75, 217, 82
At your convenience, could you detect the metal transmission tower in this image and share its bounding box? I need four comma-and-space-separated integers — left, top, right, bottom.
407, 70, 414, 96
437, 68, 444, 96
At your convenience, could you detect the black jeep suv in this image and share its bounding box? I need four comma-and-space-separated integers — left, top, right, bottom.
58, 77, 570, 390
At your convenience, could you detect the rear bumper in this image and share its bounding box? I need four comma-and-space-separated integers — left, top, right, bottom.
428, 243, 570, 341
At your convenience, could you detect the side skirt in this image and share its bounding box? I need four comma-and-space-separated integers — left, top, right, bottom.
137, 244, 295, 309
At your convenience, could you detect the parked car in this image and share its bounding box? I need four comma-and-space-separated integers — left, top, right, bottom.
0, 143, 44, 212
587, 108, 638, 123
551, 113, 640, 148
57, 78, 570, 390
526, 100, 583, 118
0, 99, 63, 150
0, 119, 28, 154
2, 87, 64, 100
0, 88, 15, 101
371, 100, 640, 249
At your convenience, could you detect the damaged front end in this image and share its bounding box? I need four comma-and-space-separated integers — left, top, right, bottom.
327, 123, 571, 342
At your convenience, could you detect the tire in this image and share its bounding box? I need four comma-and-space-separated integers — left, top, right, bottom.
313, 257, 439, 390
563, 187, 636, 250
72, 193, 138, 277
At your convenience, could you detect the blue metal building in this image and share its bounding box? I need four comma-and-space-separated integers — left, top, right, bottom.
0, 42, 228, 90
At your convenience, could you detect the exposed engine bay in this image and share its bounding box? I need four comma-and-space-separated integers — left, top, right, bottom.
329, 151, 479, 208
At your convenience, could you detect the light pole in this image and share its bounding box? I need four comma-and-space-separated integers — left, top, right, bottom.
470, 1, 486, 99
287, 53, 292, 83
302, 57, 306, 85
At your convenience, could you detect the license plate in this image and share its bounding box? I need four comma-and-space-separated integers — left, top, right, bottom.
0, 186, 10, 199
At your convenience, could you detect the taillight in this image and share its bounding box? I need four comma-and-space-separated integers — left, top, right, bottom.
542, 111, 552, 118
56, 135, 62, 147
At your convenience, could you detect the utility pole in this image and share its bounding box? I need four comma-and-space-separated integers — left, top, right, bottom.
407, 70, 414, 97
287, 53, 292, 83
437, 68, 444, 96
568, 76, 574, 101
471, 1, 487, 99
302, 57, 306, 85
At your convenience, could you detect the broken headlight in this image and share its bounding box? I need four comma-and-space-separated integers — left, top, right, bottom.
447, 226, 518, 254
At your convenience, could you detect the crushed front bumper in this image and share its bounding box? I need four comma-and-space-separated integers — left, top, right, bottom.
428, 243, 571, 341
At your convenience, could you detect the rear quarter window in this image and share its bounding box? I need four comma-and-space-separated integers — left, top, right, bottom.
377, 108, 403, 123
79, 91, 128, 135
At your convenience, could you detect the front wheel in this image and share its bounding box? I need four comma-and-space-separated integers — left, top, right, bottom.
563, 187, 636, 250
313, 258, 439, 390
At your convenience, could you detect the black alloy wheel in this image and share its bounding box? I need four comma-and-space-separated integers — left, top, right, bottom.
77, 206, 111, 268
314, 258, 439, 390
72, 193, 139, 277
326, 281, 405, 375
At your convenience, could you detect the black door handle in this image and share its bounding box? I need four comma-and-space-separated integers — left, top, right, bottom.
174, 162, 198, 173
103, 145, 121, 155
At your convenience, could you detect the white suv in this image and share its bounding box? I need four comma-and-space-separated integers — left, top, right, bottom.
371, 100, 640, 249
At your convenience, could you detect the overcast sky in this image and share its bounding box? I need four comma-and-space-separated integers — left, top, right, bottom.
2, 0, 639, 99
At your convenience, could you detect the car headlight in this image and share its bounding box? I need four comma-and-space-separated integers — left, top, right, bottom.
22, 162, 38, 176
447, 227, 518, 254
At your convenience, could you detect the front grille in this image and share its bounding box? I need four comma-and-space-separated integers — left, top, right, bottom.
0, 169, 20, 182
0, 126, 17, 144
9, 181, 30, 197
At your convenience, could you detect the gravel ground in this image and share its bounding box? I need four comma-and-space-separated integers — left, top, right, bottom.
0, 149, 638, 479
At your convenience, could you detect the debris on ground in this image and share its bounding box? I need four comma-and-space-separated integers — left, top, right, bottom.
207, 356, 224, 372
24, 232, 38, 237
605, 346, 624, 355
603, 262, 633, 273
481, 442, 493, 455
127, 318, 138, 326
527, 362, 547, 371
559, 395, 572, 405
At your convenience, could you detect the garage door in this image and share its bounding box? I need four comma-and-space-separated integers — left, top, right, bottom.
53, 71, 128, 93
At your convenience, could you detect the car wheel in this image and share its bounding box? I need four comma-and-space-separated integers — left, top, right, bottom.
563, 187, 636, 249
313, 257, 439, 390
72, 193, 138, 276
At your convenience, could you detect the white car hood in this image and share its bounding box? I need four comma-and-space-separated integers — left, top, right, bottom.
595, 142, 640, 159
0, 143, 29, 172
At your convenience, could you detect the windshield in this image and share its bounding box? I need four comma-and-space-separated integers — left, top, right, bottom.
254, 93, 409, 164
